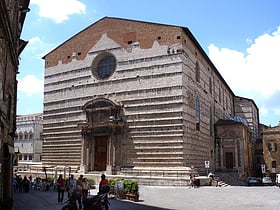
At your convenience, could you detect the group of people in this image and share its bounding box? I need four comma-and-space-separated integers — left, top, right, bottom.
14, 175, 31, 192
189, 172, 222, 188
56, 174, 90, 208
189, 175, 200, 188
56, 173, 109, 209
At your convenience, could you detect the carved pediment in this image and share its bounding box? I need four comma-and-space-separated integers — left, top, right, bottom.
221, 130, 236, 138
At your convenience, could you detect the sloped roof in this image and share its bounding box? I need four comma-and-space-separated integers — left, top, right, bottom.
215, 115, 249, 127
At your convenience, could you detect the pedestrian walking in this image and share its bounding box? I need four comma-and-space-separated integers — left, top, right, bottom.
98, 174, 110, 210
57, 174, 65, 203
76, 175, 84, 209
18, 175, 23, 192
22, 176, 30, 192
99, 174, 109, 194
208, 172, 215, 185
66, 174, 77, 198
216, 176, 222, 187
82, 177, 90, 201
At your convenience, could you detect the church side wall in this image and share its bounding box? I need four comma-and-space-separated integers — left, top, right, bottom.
180, 32, 235, 171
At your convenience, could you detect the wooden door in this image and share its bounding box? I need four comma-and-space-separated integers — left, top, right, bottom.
225, 152, 233, 169
94, 136, 108, 171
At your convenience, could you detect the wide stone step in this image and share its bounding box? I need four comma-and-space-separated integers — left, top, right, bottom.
128, 123, 183, 129
131, 134, 183, 138
134, 139, 183, 144
134, 145, 183, 150
135, 144, 183, 149
120, 168, 192, 178
134, 161, 184, 167
136, 151, 183, 156
130, 130, 184, 137
136, 157, 183, 161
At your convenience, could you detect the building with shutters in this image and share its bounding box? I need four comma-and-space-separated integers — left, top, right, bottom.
14, 113, 43, 171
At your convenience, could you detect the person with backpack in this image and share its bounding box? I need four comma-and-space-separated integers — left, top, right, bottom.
98, 174, 110, 210
56, 174, 65, 204
99, 174, 110, 194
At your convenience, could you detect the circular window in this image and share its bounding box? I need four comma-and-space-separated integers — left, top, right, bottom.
92, 52, 116, 80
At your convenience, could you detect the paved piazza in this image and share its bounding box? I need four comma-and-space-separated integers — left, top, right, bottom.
14, 185, 280, 210
140, 186, 280, 210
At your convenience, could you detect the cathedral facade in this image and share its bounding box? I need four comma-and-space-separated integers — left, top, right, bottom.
42, 17, 259, 176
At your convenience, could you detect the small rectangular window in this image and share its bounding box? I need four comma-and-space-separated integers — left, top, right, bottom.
272, 160, 276, 168
268, 142, 277, 152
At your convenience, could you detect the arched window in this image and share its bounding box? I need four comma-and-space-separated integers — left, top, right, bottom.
195, 61, 200, 82
19, 132, 23, 140
91, 52, 117, 80
209, 77, 212, 94
195, 96, 200, 131
24, 131, 28, 140
29, 131, 33, 140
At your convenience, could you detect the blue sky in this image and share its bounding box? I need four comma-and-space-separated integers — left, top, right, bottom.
18, 0, 280, 126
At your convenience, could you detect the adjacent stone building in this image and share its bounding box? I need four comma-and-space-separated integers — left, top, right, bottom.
0, 0, 30, 208
214, 96, 261, 178
14, 113, 43, 171
262, 124, 280, 180
42, 17, 259, 178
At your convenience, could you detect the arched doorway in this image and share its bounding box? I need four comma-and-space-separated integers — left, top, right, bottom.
94, 136, 108, 171
80, 98, 125, 174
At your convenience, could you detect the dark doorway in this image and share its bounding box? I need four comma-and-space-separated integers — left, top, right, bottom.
225, 152, 234, 169
94, 136, 108, 171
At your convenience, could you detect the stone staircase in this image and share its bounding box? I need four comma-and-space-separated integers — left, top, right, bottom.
214, 172, 247, 186
117, 167, 195, 186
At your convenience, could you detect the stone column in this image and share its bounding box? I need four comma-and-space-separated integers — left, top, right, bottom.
220, 138, 224, 169
239, 138, 244, 174
79, 132, 87, 173
106, 134, 113, 175
215, 140, 220, 169
235, 139, 239, 169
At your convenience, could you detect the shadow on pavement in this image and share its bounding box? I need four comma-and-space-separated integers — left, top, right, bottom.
110, 199, 173, 210
14, 189, 172, 210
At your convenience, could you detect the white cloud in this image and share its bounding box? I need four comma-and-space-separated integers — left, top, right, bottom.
259, 107, 268, 116
18, 75, 44, 96
31, 0, 86, 23
209, 26, 280, 97
23, 36, 55, 59
208, 26, 280, 126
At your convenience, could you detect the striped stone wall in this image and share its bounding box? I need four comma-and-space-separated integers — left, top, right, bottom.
43, 17, 236, 173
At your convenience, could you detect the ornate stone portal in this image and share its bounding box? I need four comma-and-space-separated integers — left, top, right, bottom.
215, 119, 252, 177
80, 98, 125, 174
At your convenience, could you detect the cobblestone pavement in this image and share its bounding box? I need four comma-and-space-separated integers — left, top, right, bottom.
14, 185, 280, 210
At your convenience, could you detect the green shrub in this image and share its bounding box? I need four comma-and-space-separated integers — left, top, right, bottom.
109, 178, 138, 195
47, 176, 54, 183
87, 178, 95, 186
123, 180, 138, 194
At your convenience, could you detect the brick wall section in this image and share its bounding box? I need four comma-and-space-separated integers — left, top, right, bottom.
44, 17, 183, 68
